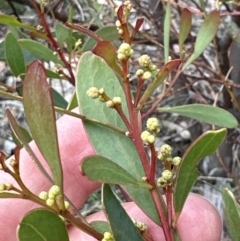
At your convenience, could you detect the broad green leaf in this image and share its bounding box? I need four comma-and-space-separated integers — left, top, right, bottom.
103, 184, 145, 241
82, 155, 152, 188
81, 26, 119, 51
55, 23, 70, 46
5, 32, 26, 77
138, 59, 181, 109
23, 61, 63, 190
0, 14, 36, 31
179, 9, 192, 55
174, 128, 226, 220
159, 104, 238, 128
76, 52, 160, 224
222, 188, 240, 241
90, 221, 110, 234
18, 209, 69, 241
183, 10, 220, 69
164, 0, 171, 63
19, 39, 63, 64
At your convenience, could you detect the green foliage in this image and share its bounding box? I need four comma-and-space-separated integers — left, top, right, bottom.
159, 104, 238, 128
19, 39, 64, 64
222, 188, 240, 241
174, 128, 226, 219
18, 209, 69, 241
23, 61, 63, 191
0, 2, 238, 241
82, 155, 152, 188
183, 10, 220, 69
103, 184, 145, 241
76, 52, 160, 224
5, 32, 26, 77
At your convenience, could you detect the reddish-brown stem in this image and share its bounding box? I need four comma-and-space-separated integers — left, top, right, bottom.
165, 186, 173, 226
121, 60, 150, 178
114, 105, 133, 133
134, 78, 145, 108
149, 144, 157, 185
65, 23, 104, 42
31, 0, 75, 85
151, 188, 174, 241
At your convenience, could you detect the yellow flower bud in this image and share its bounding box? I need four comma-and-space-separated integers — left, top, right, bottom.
87, 87, 99, 99
46, 198, 55, 207
106, 100, 115, 108
172, 156, 181, 166
49, 185, 60, 197
162, 170, 172, 181
138, 54, 151, 67
143, 71, 152, 80
157, 144, 172, 160
39, 191, 48, 200
112, 97, 122, 105
141, 130, 151, 142
146, 117, 160, 132
136, 69, 144, 76
157, 177, 167, 187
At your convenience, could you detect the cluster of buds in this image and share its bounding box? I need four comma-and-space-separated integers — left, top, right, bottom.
141, 117, 160, 144
39, 185, 70, 210
157, 170, 173, 188
0, 183, 13, 192
87, 87, 106, 101
102, 232, 114, 241
106, 97, 122, 108
123, 0, 133, 17
136, 55, 157, 80
156, 144, 182, 188
117, 43, 134, 61
87, 87, 122, 108
115, 1, 133, 19
132, 218, 148, 232
157, 144, 181, 166
115, 20, 123, 35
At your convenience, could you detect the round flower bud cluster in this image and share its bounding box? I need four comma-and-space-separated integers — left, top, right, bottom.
157, 145, 182, 167
157, 170, 173, 188
39, 185, 70, 210
106, 97, 122, 108
86, 87, 101, 99
115, 20, 123, 35
146, 117, 160, 133
141, 117, 160, 144
132, 219, 148, 232
172, 156, 181, 166
136, 54, 157, 80
157, 144, 172, 161
117, 43, 134, 60
87, 87, 108, 102
102, 232, 114, 241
